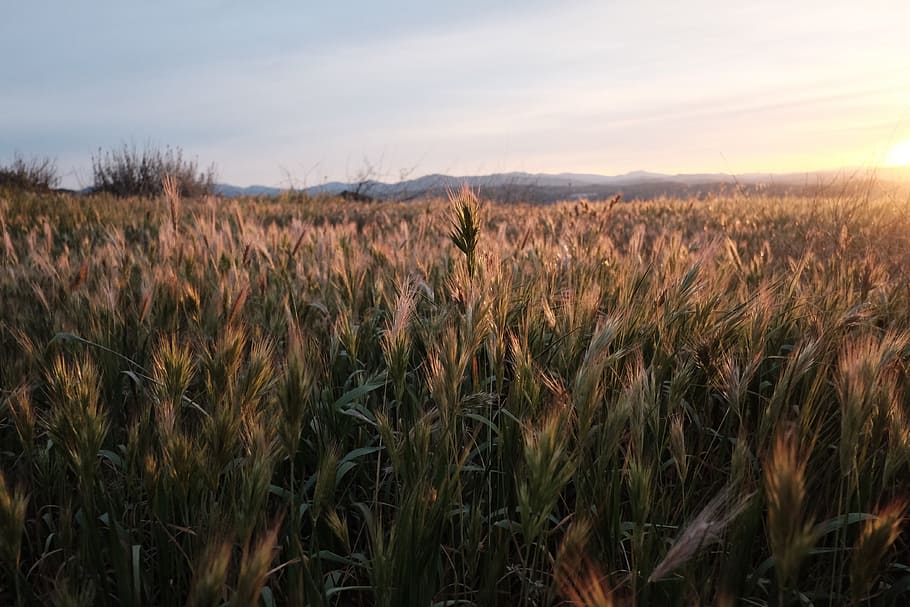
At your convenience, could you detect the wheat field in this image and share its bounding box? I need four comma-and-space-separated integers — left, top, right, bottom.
2, 185, 910, 606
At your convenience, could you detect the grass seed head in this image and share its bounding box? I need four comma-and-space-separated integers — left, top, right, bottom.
556, 530, 617, 607
45, 355, 109, 490
230, 520, 280, 607
162, 172, 180, 233
669, 414, 688, 482
764, 428, 814, 593
850, 498, 906, 604
277, 328, 317, 458
649, 486, 753, 582
152, 335, 195, 406
448, 184, 482, 277
6, 386, 35, 453
312, 444, 340, 522
556, 518, 620, 606
187, 540, 232, 607
518, 409, 576, 543
0, 471, 27, 570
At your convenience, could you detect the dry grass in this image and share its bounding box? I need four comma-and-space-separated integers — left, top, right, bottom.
1, 185, 910, 605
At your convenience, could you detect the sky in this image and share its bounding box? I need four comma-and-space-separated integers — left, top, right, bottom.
3, 1, 910, 188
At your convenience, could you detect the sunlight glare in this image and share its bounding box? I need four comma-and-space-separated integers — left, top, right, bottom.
885, 140, 910, 167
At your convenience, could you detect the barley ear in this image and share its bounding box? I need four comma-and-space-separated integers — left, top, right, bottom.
162, 173, 180, 233
230, 518, 281, 607
448, 184, 482, 277
850, 499, 906, 604
0, 471, 28, 571
187, 540, 232, 607
555, 520, 617, 607
764, 429, 814, 596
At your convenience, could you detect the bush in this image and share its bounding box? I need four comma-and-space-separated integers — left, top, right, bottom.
0, 154, 60, 192
91, 144, 216, 197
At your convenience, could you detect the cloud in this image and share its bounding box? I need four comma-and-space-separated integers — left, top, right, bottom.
3, 0, 910, 185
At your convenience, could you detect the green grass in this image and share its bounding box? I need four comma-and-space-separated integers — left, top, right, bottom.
2, 184, 910, 605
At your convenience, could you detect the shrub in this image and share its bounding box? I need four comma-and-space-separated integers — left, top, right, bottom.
0, 154, 60, 192
91, 144, 216, 197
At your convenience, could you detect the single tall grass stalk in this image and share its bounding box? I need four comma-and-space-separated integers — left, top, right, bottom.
448, 185, 482, 277
764, 429, 814, 601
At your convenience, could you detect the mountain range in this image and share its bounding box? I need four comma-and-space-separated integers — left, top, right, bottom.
214, 167, 907, 202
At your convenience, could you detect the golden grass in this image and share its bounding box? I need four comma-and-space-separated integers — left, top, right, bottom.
1, 186, 910, 605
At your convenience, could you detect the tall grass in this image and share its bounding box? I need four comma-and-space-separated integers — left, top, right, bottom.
1, 185, 910, 605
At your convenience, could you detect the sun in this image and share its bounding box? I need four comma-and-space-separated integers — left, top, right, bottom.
885, 139, 910, 167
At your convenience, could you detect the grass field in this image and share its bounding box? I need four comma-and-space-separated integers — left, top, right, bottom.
2, 185, 910, 605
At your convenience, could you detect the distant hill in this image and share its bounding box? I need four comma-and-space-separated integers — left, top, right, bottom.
213, 168, 904, 202
214, 184, 284, 197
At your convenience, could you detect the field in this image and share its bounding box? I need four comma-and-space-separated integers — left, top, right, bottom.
2, 185, 910, 606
